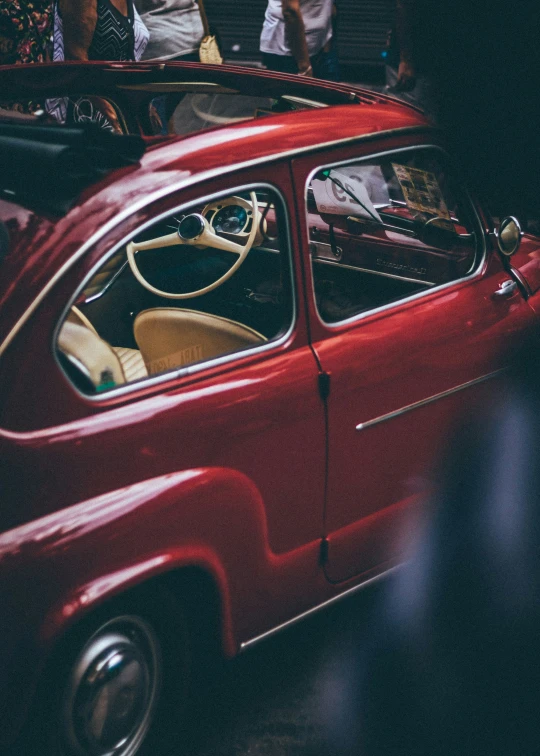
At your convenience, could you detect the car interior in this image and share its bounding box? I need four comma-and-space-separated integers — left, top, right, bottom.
307, 151, 478, 323
56, 188, 293, 393
38, 85, 338, 136
55, 152, 478, 394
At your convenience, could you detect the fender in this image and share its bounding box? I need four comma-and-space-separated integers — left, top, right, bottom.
0, 465, 312, 747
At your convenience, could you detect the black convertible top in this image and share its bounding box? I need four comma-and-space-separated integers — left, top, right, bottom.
0, 112, 146, 215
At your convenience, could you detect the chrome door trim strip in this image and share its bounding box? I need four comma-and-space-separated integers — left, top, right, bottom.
355, 369, 504, 432
239, 563, 401, 652
0, 125, 432, 359
312, 256, 436, 286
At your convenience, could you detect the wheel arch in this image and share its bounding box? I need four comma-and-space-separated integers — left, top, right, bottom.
0, 466, 269, 749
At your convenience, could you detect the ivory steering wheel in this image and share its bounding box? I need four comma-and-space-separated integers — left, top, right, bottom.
126, 192, 261, 299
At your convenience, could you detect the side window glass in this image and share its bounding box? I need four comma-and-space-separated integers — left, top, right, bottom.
56, 186, 293, 394
307, 149, 479, 324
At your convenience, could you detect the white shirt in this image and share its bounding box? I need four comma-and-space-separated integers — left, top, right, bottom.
260, 0, 334, 57
134, 0, 204, 60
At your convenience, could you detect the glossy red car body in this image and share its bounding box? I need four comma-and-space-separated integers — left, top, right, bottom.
1, 62, 540, 752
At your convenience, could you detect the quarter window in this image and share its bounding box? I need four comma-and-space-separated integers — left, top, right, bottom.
307, 149, 479, 324
56, 186, 293, 394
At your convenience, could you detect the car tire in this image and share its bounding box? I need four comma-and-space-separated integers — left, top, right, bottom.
30, 591, 191, 756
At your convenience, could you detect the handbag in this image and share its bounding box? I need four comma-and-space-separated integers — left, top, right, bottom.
197, 0, 223, 65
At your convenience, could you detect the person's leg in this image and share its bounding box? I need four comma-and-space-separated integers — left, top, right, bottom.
312, 38, 341, 81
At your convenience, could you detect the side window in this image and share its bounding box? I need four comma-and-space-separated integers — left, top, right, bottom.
307, 148, 479, 324
56, 186, 293, 394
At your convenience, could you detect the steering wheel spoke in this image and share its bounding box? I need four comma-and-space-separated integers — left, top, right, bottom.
197, 227, 244, 255
129, 231, 186, 253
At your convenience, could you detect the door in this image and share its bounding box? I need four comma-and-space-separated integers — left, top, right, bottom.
0, 166, 328, 637
293, 141, 537, 583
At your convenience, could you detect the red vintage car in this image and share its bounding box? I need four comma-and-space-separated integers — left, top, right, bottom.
1, 61, 540, 756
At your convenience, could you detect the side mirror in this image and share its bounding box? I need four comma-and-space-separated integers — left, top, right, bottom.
497, 216, 523, 256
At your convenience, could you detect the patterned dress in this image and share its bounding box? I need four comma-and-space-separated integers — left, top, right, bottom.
47, 1, 148, 128
52, 0, 148, 62
0, 0, 53, 64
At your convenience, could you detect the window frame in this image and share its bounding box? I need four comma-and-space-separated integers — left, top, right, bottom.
304, 144, 486, 329
53, 181, 297, 401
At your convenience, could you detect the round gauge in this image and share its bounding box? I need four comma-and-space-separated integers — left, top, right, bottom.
212, 205, 248, 235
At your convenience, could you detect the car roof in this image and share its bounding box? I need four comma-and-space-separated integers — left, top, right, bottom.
0, 62, 434, 350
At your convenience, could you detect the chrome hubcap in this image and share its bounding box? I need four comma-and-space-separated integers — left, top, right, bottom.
62, 616, 161, 756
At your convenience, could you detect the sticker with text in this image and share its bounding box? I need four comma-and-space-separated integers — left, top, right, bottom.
148, 345, 203, 375
391, 163, 454, 230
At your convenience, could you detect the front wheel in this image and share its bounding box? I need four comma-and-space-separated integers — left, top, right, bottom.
57, 613, 162, 756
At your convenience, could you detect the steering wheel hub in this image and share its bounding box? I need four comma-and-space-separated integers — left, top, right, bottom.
178, 213, 205, 241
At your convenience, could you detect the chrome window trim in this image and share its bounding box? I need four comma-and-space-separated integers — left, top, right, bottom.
280, 95, 328, 109
304, 144, 486, 330
355, 369, 505, 432
240, 563, 402, 651
52, 182, 296, 402
83, 259, 130, 304
0, 124, 432, 360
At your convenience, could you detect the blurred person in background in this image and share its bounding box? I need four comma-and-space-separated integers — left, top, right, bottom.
54, 0, 148, 61
0, 1, 54, 114
0, 0, 53, 65
321, 335, 540, 756
318, 5, 540, 749
397, 0, 540, 227
134, 0, 205, 133
260, 0, 340, 81
384, 0, 432, 114
134, 0, 204, 63
48, 0, 148, 130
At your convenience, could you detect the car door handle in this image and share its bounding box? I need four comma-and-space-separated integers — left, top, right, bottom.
493, 279, 517, 298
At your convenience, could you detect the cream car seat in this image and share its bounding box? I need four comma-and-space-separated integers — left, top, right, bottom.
134, 308, 267, 375
58, 306, 148, 389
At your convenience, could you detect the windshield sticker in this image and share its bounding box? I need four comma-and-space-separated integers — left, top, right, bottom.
312, 168, 382, 223
391, 163, 454, 230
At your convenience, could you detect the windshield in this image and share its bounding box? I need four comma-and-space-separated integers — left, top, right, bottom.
1, 86, 327, 137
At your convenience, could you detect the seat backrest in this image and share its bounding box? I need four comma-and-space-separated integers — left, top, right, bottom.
134, 308, 267, 375
68, 304, 99, 334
